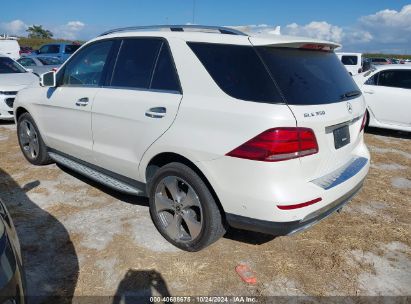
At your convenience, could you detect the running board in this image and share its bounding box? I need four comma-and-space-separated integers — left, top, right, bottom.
49, 152, 145, 196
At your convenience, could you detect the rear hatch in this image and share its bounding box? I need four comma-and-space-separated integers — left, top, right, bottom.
251, 37, 366, 179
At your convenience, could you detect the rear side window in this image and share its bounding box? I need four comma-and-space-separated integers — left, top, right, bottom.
39, 44, 60, 54
188, 42, 282, 103
341, 55, 358, 65
378, 70, 411, 89
151, 44, 181, 92
111, 39, 162, 89
257, 47, 360, 105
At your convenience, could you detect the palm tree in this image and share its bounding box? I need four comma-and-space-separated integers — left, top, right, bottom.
26, 25, 53, 39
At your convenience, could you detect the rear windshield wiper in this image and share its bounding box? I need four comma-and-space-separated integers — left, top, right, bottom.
340, 90, 362, 100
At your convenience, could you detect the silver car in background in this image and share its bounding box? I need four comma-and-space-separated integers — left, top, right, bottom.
17, 56, 62, 75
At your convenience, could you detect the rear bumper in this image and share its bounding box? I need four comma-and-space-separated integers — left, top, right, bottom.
226, 178, 364, 236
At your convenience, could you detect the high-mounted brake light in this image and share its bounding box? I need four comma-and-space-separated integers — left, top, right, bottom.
299, 44, 332, 51
226, 127, 318, 162
360, 112, 367, 132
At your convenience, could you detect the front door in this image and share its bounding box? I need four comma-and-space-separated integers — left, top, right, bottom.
38, 40, 114, 162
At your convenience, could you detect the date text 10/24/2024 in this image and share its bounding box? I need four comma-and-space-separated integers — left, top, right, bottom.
150, 296, 258, 303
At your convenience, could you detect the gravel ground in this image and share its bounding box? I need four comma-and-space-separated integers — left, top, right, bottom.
0, 121, 410, 303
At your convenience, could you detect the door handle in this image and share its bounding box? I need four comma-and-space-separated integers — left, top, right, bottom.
145, 107, 166, 118
75, 97, 89, 107
363, 90, 374, 94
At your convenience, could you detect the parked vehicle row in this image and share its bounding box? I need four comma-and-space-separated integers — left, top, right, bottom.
0, 54, 38, 120
14, 25, 370, 251
17, 56, 62, 75
354, 65, 411, 132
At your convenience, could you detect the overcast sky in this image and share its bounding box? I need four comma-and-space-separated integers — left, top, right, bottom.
1, 0, 411, 54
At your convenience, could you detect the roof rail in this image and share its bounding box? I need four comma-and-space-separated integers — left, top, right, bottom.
99, 25, 247, 37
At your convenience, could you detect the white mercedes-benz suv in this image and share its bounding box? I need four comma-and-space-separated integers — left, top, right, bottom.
13, 25, 370, 251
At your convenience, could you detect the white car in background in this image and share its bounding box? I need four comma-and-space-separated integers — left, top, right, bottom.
0, 36, 20, 60
0, 54, 38, 120
337, 52, 363, 75
14, 25, 370, 251
354, 65, 411, 132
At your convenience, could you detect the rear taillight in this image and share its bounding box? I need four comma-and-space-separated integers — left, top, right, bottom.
226, 128, 318, 162
360, 112, 367, 132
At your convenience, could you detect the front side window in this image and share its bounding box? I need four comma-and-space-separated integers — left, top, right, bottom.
341, 55, 358, 65
110, 38, 162, 89
62, 40, 113, 86
378, 70, 411, 89
0, 57, 26, 74
188, 42, 282, 103
365, 73, 378, 85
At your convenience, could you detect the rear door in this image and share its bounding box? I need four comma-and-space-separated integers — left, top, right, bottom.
255, 45, 366, 179
91, 38, 182, 180
363, 69, 411, 126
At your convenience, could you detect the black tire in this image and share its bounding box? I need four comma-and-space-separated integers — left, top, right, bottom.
148, 162, 226, 251
17, 112, 53, 166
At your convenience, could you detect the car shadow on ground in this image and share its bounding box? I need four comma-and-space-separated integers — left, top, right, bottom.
112, 269, 171, 304
58, 164, 276, 246
0, 168, 79, 304
366, 127, 411, 139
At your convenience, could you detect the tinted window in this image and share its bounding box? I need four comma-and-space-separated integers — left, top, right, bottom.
151, 44, 181, 92
0, 57, 26, 73
65, 44, 81, 54
365, 73, 378, 85
37, 57, 62, 65
62, 40, 112, 86
111, 39, 162, 89
341, 55, 358, 65
39, 44, 60, 54
188, 43, 282, 103
257, 47, 360, 105
378, 70, 411, 89
18, 57, 36, 67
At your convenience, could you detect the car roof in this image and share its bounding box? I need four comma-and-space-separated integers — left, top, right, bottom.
374, 64, 411, 71
91, 25, 340, 49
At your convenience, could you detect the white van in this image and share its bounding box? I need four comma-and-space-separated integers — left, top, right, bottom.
337, 52, 363, 76
0, 36, 20, 60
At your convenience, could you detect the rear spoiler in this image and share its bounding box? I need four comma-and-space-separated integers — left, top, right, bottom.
249, 35, 341, 51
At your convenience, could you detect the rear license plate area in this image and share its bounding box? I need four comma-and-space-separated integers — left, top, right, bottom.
333, 125, 350, 149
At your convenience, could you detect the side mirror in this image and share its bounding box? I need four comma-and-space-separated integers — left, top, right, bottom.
40, 71, 56, 87
26, 68, 33, 73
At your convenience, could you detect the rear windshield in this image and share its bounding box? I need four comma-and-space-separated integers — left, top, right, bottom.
188, 42, 359, 105
341, 55, 358, 65
0, 57, 26, 74
257, 47, 360, 105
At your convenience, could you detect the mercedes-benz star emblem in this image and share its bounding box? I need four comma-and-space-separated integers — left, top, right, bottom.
347, 102, 353, 114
